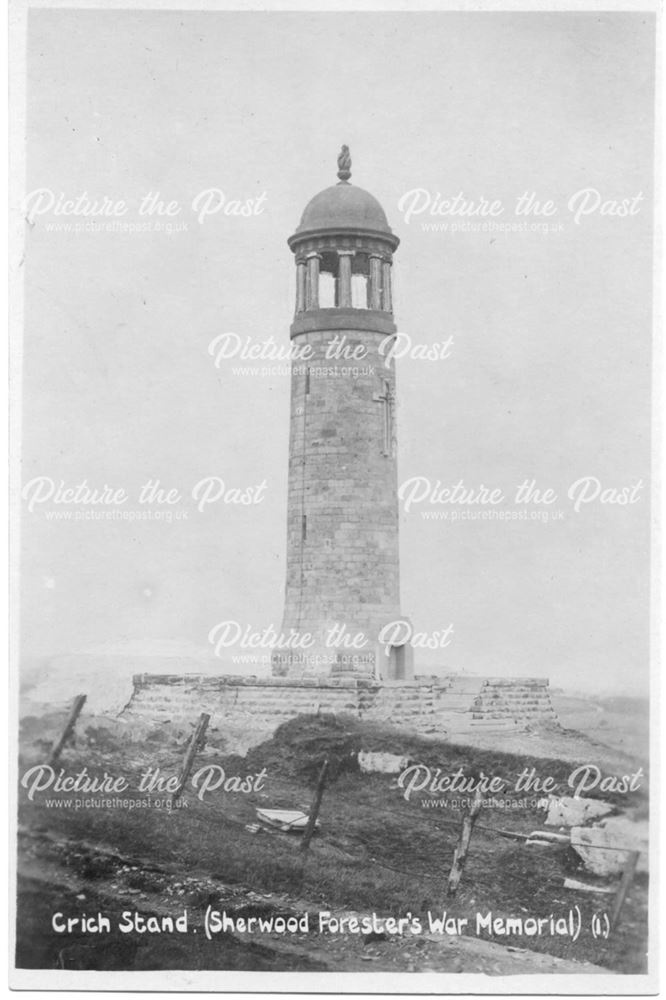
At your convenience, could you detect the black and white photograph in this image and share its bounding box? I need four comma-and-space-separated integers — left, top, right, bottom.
9, 1, 659, 992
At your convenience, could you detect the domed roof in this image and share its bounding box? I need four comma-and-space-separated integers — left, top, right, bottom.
295, 182, 393, 237
290, 146, 397, 245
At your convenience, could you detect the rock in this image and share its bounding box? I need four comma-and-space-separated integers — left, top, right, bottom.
544, 795, 614, 827
358, 751, 409, 774
570, 816, 648, 876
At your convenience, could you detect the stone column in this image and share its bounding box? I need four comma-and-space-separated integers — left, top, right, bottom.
337, 251, 354, 308
306, 253, 321, 310
381, 259, 393, 313
295, 257, 307, 313
369, 254, 383, 310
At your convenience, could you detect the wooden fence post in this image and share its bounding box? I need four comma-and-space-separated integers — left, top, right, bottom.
300, 758, 329, 852
48, 694, 87, 765
171, 712, 210, 804
610, 849, 640, 930
447, 787, 483, 896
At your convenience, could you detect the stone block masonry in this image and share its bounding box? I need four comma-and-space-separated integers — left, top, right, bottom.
275, 327, 405, 681
122, 674, 558, 752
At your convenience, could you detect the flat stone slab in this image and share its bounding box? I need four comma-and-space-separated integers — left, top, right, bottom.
357, 751, 409, 774
571, 816, 648, 876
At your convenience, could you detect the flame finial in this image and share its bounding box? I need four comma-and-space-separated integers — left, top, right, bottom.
337, 145, 351, 183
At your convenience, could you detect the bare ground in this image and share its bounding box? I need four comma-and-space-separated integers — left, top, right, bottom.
15, 702, 649, 975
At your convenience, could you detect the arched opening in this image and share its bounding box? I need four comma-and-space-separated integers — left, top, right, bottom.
387, 644, 407, 680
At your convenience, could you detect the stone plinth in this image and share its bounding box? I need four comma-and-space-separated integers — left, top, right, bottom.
122, 674, 558, 752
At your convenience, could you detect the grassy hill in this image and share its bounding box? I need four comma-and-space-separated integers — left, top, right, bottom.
16, 711, 649, 973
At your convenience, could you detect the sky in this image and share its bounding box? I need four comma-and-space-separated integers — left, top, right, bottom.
20, 9, 655, 695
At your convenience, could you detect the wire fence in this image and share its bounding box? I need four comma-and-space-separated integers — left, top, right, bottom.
26, 697, 647, 941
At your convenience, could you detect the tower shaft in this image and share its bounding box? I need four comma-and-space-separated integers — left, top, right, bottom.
272, 151, 412, 681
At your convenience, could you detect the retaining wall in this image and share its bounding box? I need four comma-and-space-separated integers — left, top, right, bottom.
123, 674, 558, 747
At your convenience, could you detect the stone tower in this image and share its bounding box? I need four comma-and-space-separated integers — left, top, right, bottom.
272, 148, 413, 682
